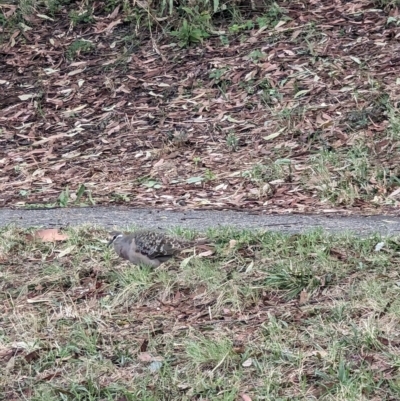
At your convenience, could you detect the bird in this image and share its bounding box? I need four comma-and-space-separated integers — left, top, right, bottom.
107, 229, 206, 268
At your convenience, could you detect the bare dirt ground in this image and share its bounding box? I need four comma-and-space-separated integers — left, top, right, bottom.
1, 0, 400, 215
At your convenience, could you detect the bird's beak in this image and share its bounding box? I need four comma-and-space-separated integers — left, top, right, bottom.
107, 238, 114, 247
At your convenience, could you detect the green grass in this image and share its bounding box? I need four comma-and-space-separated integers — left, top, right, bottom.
1, 225, 400, 400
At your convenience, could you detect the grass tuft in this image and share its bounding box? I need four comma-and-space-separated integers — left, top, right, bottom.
1, 225, 400, 399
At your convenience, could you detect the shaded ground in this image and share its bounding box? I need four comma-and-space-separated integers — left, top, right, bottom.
1, 1, 400, 214
2, 206, 400, 236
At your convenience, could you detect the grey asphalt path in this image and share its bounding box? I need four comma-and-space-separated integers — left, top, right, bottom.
1, 207, 400, 236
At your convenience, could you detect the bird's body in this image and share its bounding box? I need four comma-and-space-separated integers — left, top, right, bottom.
108, 230, 198, 267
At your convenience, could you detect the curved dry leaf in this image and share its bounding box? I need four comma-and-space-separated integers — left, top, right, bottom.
242, 358, 253, 367
34, 228, 68, 242
197, 250, 214, 257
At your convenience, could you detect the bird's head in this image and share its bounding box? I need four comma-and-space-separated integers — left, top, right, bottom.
107, 231, 124, 247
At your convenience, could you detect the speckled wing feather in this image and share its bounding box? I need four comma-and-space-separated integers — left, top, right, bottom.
133, 230, 186, 260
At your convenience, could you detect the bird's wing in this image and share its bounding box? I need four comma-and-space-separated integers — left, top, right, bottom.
134, 232, 170, 259
134, 231, 181, 259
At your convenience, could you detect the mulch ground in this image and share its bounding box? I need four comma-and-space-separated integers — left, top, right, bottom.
1, 0, 400, 215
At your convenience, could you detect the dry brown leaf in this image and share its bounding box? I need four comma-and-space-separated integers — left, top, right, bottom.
0, 348, 15, 362
5, 356, 15, 373
241, 394, 252, 401
34, 228, 68, 242
0, 0, 398, 218
137, 352, 153, 362
197, 250, 214, 257
299, 289, 309, 305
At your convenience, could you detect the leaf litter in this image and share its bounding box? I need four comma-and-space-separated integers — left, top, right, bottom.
0, 1, 400, 214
